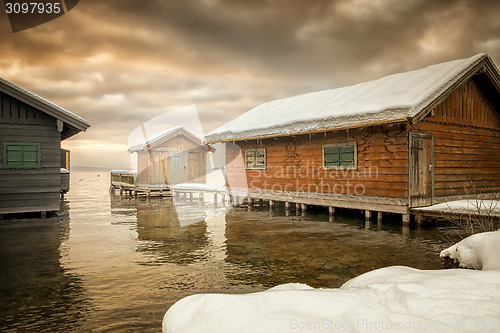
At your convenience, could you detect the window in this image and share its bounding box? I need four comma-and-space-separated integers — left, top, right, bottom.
245, 148, 266, 170
323, 142, 357, 170
3, 142, 41, 169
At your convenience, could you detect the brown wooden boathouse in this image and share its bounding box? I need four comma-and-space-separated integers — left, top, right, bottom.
205, 54, 500, 224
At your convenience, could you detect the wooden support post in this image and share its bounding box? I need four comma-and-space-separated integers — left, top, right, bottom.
269, 200, 274, 211
329, 207, 335, 222
377, 211, 383, 225
301, 204, 307, 216
214, 193, 218, 206
189, 192, 193, 201
295, 203, 301, 216
40, 211, 47, 219
285, 202, 291, 216
365, 210, 372, 229
221, 194, 225, 205
416, 215, 423, 227
402, 213, 410, 226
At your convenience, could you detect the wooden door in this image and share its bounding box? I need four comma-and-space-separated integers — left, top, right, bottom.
409, 133, 434, 207
168, 152, 187, 185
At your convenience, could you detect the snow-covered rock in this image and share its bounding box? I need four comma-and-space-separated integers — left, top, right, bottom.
440, 230, 500, 270
163, 266, 500, 333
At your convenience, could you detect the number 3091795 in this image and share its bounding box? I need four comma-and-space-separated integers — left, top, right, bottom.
5, 2, 62, 14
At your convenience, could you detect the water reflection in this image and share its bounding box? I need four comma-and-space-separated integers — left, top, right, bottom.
111, 194, 451, 290
224, 208, 449, 288
1, 170, 455, 332
0, 201, 90, 332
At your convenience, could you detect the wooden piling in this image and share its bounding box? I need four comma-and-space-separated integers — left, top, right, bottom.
402, 213, 410, 226
329, 207, 335, 222
301, 204, 307, 216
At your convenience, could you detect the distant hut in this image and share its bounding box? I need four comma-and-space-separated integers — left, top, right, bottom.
205, 54, 500, 224
0, 77, 90, 217
128, 126, 213, 189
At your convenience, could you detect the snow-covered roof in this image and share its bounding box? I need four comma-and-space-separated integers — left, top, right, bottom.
128, 126, 205, 152
205, 54, 498, 142
0, 76, 90, 140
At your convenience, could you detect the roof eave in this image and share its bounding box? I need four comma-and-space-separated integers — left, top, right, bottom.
205, 118, 409, 143
0, 78, 90, 133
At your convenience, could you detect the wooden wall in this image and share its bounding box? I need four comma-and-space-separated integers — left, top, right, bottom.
0, 91, 61, 214
136, 134, 207, 186
225, 77, 500, 204
226, 125, 408, 198
410, 78, 500, 198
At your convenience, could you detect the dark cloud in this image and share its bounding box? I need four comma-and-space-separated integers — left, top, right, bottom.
1, 0, 499, 167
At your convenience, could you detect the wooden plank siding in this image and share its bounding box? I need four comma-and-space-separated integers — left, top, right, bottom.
225, 76, 500, 212
135, 133, 207, 187
227, 124, 409, 199
0, 91, 61, 214
410, 78, 500, 200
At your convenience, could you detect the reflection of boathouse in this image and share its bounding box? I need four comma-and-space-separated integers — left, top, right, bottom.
129, 126, 213, 188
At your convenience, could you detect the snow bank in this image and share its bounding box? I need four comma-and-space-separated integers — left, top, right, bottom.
414, 200, 500, 217
440, 230, 500, 270
163, 266, 500, 333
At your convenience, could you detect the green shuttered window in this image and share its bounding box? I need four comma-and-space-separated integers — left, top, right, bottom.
3, 142, 41, 169
323, 142, 357, 169
245, 148, 266, 170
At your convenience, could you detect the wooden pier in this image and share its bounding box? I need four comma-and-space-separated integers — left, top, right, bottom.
110, 170, 172, 198
110, 172, 499, 227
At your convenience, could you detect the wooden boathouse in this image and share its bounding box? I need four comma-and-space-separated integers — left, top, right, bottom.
111, 126, 213, 197
205, 54, 500, 224
0, 77, 90, 217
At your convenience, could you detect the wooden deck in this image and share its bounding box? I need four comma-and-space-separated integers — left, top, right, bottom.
411, 198, 500, 222
109, 170, 171, 197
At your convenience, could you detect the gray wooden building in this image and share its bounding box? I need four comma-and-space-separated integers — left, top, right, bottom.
0, 77, 90, 217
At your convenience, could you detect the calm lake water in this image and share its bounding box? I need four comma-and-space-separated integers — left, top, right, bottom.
0, 170, 459, 332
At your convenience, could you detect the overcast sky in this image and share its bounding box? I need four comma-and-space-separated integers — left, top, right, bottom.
1, 0, 500, 168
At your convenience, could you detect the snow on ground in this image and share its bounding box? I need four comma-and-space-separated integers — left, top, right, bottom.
171, 183, 226, 192
163, 266, 500, 332
440, 230, 500, 270
414, 199, 500, 217
163, 232, 500, 333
